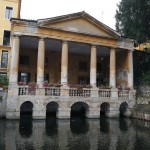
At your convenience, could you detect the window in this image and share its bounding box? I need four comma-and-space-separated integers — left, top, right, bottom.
5, 7, 13, 19
3, 31, 10, 46
0, 73, 7, 79
19, 56, 29, 65
79, 61, 87, 71
18, 72, 30, 83
78, 76, 89, 84
44, 74, 49, 82
1, 51, 8, 68
44, 57, 48, 66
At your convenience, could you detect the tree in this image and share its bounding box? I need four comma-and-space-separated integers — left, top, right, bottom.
115, 0, 150, 44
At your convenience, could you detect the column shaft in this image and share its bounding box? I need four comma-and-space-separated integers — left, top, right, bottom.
37, 38, 45, 84
128, 50, 133, 88
9, 35, 20, 84
109, 48, 116, 88
90, 45, 97, 87
61, 41, 68, 86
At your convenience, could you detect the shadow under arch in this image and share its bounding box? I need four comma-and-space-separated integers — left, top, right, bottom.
71, 101, 89, 118
20, 101, 33, 117
46, 101, 59, 118
100, 102, 110, 117
70, 117, 89, 135
119, 102, 128, 117
19, 114, 33, 138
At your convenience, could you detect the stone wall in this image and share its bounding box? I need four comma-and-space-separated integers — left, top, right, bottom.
0, 90, 7, 118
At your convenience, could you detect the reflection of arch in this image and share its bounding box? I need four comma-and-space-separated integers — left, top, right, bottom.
70, 117, 89, 135
71, 102, 89, 118
20, 101, 33, 116
46, 101, 59, 118
119, 102, 128, 117
100, 116, 110, 133
100, 102, 110, 117
19, 115, 33, 138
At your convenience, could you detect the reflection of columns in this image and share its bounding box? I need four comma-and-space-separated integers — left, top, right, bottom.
61, 41, 68, 86
128, 50, 133, 88
9, 35, 20, 84
109, 48, 116, 88
37, 38, 45, 85
90, 45, 97, 87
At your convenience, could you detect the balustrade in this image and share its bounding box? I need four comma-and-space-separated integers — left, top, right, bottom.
69, 88, 91, 97
98, 89, 111, 97
118, 90, 129, 99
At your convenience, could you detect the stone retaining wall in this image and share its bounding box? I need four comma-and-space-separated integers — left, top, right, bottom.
0, 90, 7, 118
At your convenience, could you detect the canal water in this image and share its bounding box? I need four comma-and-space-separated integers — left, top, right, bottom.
0, 116, 150, 150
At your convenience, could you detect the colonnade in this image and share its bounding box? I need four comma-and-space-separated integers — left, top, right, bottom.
9, 35, 134, 88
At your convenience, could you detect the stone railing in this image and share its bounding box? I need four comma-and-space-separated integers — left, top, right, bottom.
18, 86, 132, 100
18, 86, 30, 95
69, 88, 91, 97
98, 89, 111, 97
118, 90, 129, 99
45, 87, 61, 96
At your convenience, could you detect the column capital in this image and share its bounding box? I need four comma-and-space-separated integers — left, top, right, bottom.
62, 39, 68, 44
91, 43, 97, 47
110, 46, 116, 50
38, 37, 46, 41
12, 34, 21, 38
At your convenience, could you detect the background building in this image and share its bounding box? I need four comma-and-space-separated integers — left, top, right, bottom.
0, 0, 21, 77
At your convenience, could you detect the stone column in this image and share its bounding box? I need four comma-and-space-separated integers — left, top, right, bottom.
61, 40, 68, 86
90, 45, 97, 87
128, 50, 133, 88
109, 48, 116, 88
9, 35, 20, 85
37, 38, 45, 85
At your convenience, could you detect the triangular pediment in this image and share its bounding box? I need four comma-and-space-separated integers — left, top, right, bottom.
38, 12, 120, 39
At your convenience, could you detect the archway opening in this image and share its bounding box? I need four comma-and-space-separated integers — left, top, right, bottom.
71, 102, 89, 118
20, 101, 33, 117
119, 102, 128, 117
46, 101, 59, 118
100, 102, 110, 117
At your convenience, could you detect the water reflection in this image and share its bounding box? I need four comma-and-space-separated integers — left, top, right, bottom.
0, 118, 150, 150
19, 115, 33, 138
70, 117, 89, 134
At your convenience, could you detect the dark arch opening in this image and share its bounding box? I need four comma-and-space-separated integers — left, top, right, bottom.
46, 101, 59, 118
119, 102, 128, 117
20, 101, 33, 117
71, 102, 89, 118
100, 102, 110, 117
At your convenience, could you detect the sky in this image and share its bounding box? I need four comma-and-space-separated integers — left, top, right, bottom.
21, 0, 121, 30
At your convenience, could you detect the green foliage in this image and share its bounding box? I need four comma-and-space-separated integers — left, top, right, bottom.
0, 75, 9, 87
115, 0, 150, 43
141, 71, 150, 85
134, 51, 150, 86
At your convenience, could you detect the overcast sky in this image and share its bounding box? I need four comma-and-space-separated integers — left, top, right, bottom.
21, 0, 121, 30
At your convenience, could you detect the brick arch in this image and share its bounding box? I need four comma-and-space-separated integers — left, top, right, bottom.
70, 101, 90, 108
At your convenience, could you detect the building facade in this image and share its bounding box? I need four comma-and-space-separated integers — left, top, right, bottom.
6, 11, 136, 119
0, 0, 21, 77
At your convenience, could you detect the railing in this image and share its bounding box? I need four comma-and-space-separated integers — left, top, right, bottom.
45, 87, 61, 96
98, 89, 111, 97
18, 86, 130, 99
19, 86, 28, 95
69, 88, 91, 97
118, 90, 129, 99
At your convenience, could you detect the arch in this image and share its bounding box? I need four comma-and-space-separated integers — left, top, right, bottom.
20, 101, 33, 116
100, 102, 110, 117
71, 102, 89, 118
119, 102, 128, 117
46, 101, 59, 118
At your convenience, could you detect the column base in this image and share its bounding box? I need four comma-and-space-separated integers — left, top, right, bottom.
57, 108, 70, 119
6, 110, 20, 119
107, 110, 120, 118
87, 109, 100, 118
33, 109, 46, 119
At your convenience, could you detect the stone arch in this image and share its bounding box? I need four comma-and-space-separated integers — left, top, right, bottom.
46, 101, 59, 118
20, 101, 33, 116
100, 102, 110, 117
71, 101, 89, 118
119, 102, 129, 117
